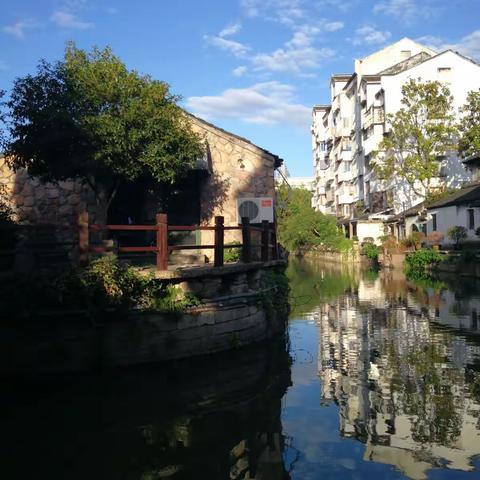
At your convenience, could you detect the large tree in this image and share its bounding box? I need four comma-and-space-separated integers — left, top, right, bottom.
459, 89, 480, 159
372, 79, 458, 198
3, 43, 204, 216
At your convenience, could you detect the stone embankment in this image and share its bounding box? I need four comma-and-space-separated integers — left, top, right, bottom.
1, 261, 288, 375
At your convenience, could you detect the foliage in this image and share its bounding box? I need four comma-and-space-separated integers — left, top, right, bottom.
224, 242, 241, 263
276, 185, 352, 253
459, 89, 480, 159
0, 184, 16, 249
427, 231, 444, 246
362, 242, 379, 261
372, 79, 458, 198
0, 256, 200, 319
380, 235, 400, 253
260, 269, 290, 322
425, 187, 459, 207
475, 226, 480, 238
3, 43, 204, 214
447, 225, 468, 247
404, 248, 442, 274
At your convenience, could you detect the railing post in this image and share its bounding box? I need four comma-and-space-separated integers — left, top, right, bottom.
78, 211, 89, 266
214, 215, 224, 267
261, 220, 269, 262
156, 213, 168, 271
271, 223, 279, 260
241, 216, 251, 263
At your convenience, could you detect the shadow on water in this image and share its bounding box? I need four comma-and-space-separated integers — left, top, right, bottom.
2, 339, 292, 480
285, 258, 480, 480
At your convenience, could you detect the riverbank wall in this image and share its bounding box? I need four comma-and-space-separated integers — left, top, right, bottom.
0, 260, 288, 376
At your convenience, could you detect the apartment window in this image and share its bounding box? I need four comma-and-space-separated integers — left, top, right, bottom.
320, 141, 327, 151
344, 161, 351, 172
468, 208, 475, 229
431, 213, 437, 231
400, 50, 412, 60
365, 180, 370, 197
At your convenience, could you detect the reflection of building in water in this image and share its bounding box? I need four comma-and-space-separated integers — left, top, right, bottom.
317, 273, 480, 480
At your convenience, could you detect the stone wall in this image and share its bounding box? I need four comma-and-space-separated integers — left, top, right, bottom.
0, 261, 288, 375
0, 157, 101, 240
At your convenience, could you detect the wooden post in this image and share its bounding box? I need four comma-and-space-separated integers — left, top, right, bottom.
214, 216, 224, 267
78, 211, 89, 265
241, 216, 251, 263
156, 213, 168, 271
271, 223, 279, 260
261, 220, 269, 262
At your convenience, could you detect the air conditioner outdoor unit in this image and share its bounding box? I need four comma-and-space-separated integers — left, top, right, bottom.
237, 197, 274, 224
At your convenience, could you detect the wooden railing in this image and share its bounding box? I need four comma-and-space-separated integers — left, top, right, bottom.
81, 212, 278, 271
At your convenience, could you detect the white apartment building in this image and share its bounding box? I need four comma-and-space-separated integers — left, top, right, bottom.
312, 38, 480, 223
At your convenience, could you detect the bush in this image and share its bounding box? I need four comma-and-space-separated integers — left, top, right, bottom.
224, 242, 242, 263
404, 248, 443, 274
362, 242, 379, 261
0, 256, 201, 319
447, 226, 468, 247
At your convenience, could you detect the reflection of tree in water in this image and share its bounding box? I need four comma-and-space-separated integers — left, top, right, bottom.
395, 344, 463, 446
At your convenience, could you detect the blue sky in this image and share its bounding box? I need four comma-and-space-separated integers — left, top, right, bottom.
1, 0, 479, 176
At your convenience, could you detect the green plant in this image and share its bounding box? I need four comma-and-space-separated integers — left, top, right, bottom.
260, 270, 290, 322
404, 248, 443, 274
447, 226, 468, 248
362, 242, 380, 261
224, 242, 242, 263
0, 184, 16, 249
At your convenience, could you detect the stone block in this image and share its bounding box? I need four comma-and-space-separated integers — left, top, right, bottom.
68, 194, 80, 206
47, 188, 59, 199
23, 195, 34, 207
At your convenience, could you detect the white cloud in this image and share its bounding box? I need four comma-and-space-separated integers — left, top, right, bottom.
232, 65, 247, 76
2, 20, 37, 39
204, 35, 250, 58
352, 25, 391, 46
324, 21, 344, 32
51, 10, 94, 29
219, 22, 242, 37
373, 0, 436, 24
241, 0, 305, 27
186, 81, 310, 128
418, 30, 480, 61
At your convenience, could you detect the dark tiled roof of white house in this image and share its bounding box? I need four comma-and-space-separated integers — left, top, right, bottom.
427, 183, 480, 209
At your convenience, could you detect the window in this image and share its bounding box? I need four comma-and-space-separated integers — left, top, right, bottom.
400, 50, 412, 60
344, 162, 351, 172
468, 208, 475, 230
438, 67, 452, 82
431, 213, 437, 231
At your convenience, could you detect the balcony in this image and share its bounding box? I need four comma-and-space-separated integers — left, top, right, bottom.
325, 189, 334, 203
338, 170, 353, 182
317, 185, 326, 195
363, 106, 385, 130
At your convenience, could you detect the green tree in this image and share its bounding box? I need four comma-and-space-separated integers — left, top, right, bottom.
447, 225, 468, 248
459, 89, 480, 158
276, 185, 350, 253
3, 43, 204, 217
373, 79, 458, 197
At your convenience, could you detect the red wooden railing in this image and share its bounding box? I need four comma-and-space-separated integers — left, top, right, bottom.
80, 212, 278, 271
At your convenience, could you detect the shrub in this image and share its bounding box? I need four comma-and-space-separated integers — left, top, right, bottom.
224, 242, 242, 263
362, 242, 379, 261
447, 226, 468, 248
411, 231, 426, 250
427, 231, 444, 246
404, 248, 443, 273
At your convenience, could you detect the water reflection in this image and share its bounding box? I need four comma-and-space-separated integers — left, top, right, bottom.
290, 260, 480, 479
2, 340, 291, 480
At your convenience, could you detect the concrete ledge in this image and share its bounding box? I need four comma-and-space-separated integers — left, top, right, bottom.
152, 259, 286, 280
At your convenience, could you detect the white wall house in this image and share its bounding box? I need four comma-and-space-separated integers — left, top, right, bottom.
423, 184, 480, 246
311, 38, 480, 230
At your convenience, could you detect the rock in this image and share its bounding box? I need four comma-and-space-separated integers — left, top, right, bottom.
59, 204, 73, 215
68, 194, 80, 206
15, 195, 24, 207
46, 188, 59, 199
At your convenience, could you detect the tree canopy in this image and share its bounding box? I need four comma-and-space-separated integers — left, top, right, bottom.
459, 89, 480, 159
276, 185, 351, 253
2, 43, 204, 212
372, 79, 458, 198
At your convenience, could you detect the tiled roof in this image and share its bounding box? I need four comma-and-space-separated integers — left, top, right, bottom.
427, 183, 480, 209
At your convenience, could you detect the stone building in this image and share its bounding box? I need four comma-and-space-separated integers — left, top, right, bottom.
0, 114, 282, 262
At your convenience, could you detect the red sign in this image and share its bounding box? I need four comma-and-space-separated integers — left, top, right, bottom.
261, 199, 272, 207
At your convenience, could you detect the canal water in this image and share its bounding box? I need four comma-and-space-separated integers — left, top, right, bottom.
4, 259, 480, 479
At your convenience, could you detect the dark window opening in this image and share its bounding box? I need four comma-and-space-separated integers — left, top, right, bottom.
468, 209, 475, 230
432, 213, 437, 231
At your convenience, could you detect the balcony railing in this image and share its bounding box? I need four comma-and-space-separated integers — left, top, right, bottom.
363, 106, 385, 129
